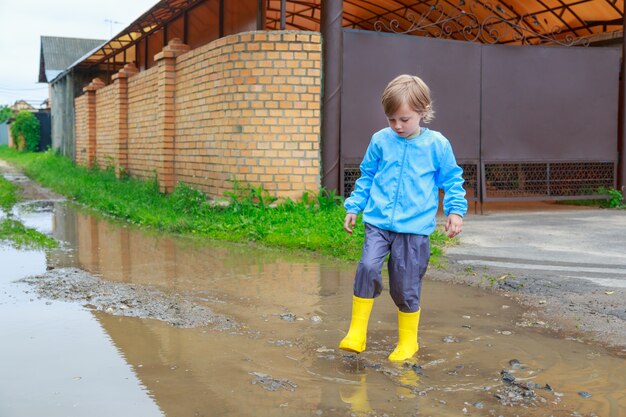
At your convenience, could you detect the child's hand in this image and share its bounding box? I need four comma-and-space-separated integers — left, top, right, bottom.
445, 214, 463, 238
344, 213, 357, 234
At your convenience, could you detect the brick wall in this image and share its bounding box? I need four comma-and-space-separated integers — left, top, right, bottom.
127, 69, 160, 179
95, 84, 120, 168
75, 95, 88, 166
174, 31, 322, 199
74, 30, 322, 200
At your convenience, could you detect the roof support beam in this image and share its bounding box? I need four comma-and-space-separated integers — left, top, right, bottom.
321, 0, 342, 193
183, 9, 189, 44
257, 0, 266, 29
219, 0, 224, 37
280, 0, 286, 29
617, 1, 626, 193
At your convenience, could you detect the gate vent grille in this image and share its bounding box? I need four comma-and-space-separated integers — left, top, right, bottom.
459, 163, 478, 202
484, 162, 615, 199
343, 166, 360, 198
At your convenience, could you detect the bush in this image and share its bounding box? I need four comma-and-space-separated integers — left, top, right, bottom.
0, 106, 13, 123
10, 111, 40, 152
598, 187, 625, 208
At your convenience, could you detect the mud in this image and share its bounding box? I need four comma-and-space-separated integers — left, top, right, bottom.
434, 205, 626, 351
0, 159, 63, 202
429, 262, 626, 351
20, 267, 236, 330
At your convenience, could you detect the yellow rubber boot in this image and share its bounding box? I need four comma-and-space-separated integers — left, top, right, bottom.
339, 296, 374, 353
388, 309, 421, 362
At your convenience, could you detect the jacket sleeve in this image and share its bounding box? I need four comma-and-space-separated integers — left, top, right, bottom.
344, 138, 381, 214
435, 141, 468, 217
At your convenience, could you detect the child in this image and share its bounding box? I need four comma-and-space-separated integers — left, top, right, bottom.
339, 74, 467, 362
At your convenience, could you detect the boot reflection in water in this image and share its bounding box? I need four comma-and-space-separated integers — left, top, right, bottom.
395, 364, 421, 399
340, 374, 372, 414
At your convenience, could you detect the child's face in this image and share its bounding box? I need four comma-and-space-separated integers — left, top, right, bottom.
386, 102, 423, 138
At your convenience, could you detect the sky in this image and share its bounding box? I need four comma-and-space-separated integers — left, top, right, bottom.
0, 0, 159, 107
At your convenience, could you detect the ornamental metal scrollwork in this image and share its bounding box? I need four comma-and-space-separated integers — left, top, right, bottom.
373, 0, 590, 47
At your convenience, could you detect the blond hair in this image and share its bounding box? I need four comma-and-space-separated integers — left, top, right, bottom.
381, 74, 434, 123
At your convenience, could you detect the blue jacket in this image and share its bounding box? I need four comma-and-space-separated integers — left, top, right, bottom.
345, 127, 467, 236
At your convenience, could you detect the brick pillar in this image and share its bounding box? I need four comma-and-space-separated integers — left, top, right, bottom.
82, 78, 106, 168
154, 38, 190, 193
111, 63, 139, 177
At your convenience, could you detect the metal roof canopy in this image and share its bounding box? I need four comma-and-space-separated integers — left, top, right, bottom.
265, 0, 624, 45
72, 0, 206, 71
73, 0, 625, 72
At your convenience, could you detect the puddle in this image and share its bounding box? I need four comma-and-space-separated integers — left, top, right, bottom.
0, 247, 163, 417
2, 202, 625, 416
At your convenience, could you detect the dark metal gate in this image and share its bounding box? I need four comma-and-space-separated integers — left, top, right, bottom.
340, 29, 621, 205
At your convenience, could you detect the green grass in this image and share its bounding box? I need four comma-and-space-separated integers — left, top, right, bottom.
0, 174, 19, 213
0, 218, 58, 249
0, 168, 58, 249
0, 146, 450, 262
556, 187, 625, 209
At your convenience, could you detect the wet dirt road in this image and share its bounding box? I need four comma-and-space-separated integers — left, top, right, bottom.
443, 203, 626, 349
1, 199, 626, 417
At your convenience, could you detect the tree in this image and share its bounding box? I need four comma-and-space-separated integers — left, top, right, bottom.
0, 106, 13, 123
9, 111, 40, 152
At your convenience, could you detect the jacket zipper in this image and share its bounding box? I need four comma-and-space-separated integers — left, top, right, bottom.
390, 140, 408, 228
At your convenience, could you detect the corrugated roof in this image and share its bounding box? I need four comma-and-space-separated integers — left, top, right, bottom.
39, 36, 106, 83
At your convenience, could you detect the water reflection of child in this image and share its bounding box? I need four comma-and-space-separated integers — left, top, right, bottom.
339, 74, 468, 361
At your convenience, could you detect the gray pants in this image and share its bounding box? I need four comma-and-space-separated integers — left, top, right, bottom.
353, 223, 430, 313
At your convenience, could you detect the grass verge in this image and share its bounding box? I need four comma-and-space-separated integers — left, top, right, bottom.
0, 147, 450, 262
0, 218, 58, 249
556, 187, 625, 209
0, 171, 58, 249
0, 174, 19, 212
